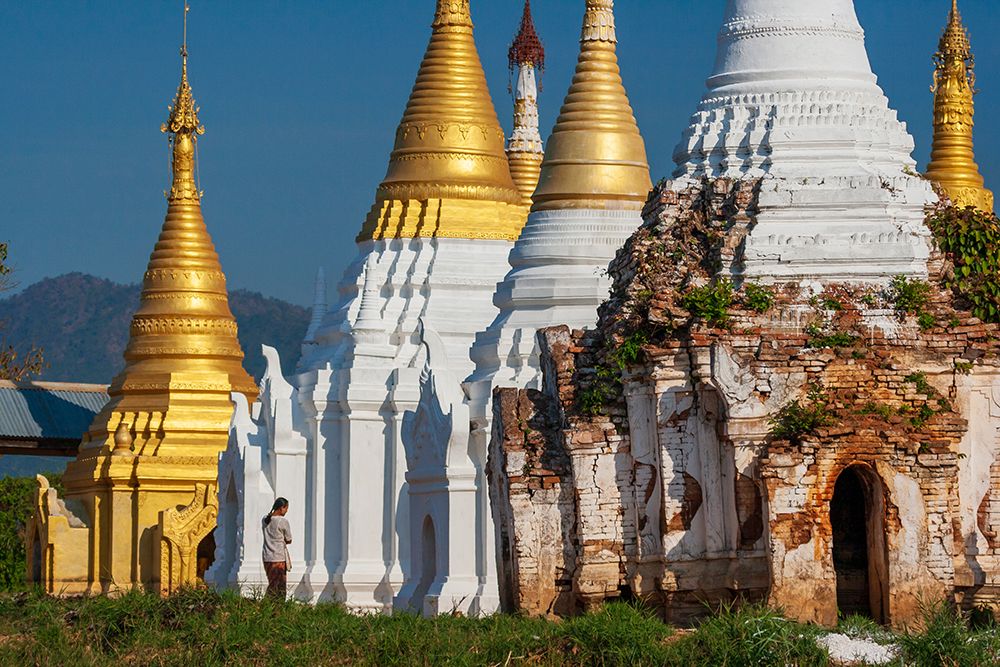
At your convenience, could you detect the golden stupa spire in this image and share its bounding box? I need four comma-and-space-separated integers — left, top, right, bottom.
82, 2, 256, 456
357, 0, 525, 242
530, 0, 650, 212
925, 0, 993, 212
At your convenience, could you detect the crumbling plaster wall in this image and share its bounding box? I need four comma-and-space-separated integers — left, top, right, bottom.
490, 178, 1000, 627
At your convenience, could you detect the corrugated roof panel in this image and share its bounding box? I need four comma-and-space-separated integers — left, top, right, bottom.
0, 382, 108, 442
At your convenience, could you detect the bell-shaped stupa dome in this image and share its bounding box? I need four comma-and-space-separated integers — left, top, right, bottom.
674, 0, 917, 179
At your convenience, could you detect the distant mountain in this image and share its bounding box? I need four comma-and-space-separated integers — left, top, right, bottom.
0, 273, 310, 384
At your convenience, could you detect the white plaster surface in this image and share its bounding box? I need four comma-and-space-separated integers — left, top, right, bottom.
672, 0, 936, 282
214, 237, 515, 613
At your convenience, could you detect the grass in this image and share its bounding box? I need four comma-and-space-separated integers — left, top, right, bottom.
0, 590, 998, 666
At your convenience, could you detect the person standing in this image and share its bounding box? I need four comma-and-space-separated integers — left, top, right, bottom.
262, 497, 292, 599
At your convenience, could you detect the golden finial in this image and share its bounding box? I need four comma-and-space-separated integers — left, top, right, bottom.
433, 0, 472, 28
925, 0, 993, 212
161, 1, 204, 203
582, 0, 616, 43
162, 2, 203, 138
531, 0, 650, 212
357, 0, 523, 242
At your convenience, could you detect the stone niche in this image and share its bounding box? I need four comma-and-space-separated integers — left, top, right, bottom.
489, 178, 1000, 627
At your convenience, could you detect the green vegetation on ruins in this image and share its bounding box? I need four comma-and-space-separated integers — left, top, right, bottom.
768, 387, 838, 444
0, 589, 997, 666
928, 205, 1000, 323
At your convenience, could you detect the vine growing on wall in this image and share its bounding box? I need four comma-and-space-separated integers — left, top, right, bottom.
927, 206, 1000, 323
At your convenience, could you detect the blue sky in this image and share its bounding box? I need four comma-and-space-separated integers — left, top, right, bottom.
2, 0, 997, 305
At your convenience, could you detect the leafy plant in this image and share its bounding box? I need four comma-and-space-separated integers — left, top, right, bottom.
856, 402, 896, 419
904, 372, 933, 396
928, 206, 1000, 323
681, 279, 733, 327
769, 389, 837, 443
805, 321, 859, 349
579, 366, 620, 416
810, 294, 843, 311
742, 283, 775, 313
890, 275, 932, 315
910, 404, 936, 428
610, 331, 649, 371
859, 291, 880, 308
917, 312, 937, 331
955, 360, 974, 375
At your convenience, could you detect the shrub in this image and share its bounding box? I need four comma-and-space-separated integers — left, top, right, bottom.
928, 206, 1000, 323
904, 372, 933, 396
0, 475, 63, 591
611, 331, 649, 371
681, 279, 733, 327
918, 312, 937, 331
769, 389, 837, 443
579, 366, 620, 416
742, 283, 775, 313
890, 275, 932, 315
805, 321, 859, 349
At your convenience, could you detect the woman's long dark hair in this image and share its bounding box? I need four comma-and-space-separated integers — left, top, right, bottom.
264, 497, 289, 526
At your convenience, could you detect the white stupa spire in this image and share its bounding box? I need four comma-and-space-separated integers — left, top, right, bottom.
674, 0, 917, 179
671, 0, 935, 283
303, 267, 327, 346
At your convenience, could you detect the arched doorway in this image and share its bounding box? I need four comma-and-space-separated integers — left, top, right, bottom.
830, 465, 889, 622
30, 528, 42, 585
196, 530, 216, 581
409, 516, 437, 613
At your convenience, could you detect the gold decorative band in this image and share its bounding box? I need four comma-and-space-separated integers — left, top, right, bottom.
583, 0, 616, 43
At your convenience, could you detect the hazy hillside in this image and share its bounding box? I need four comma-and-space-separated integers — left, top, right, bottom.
0, 273, 310, 384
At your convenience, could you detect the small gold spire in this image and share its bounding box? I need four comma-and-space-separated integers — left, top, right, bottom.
357, 0, 524, 242
925, 0, 993, 212
531, 0, 651, 212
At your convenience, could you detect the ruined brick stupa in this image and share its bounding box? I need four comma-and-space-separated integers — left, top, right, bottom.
489, 0, 1000, 628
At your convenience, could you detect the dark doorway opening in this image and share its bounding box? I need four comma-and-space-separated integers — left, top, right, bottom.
409, 515, 436, 614
831, 465, 889, 623
30, 529, 42, 584
197, 529, 216, 581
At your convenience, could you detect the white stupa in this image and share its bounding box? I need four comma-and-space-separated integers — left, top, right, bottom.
673, 0, 935, 281
466, 0, 650, 434
209, 0, 528, 611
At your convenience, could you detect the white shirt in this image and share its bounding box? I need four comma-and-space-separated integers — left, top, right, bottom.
262, 514, 292, 564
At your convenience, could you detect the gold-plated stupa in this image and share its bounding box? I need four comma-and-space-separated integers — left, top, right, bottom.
925, 0, 994, 212
28, 12, 256, 595
531, 0, 651, 212
356, 0, 526, 241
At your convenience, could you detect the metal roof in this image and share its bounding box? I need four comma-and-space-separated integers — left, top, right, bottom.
0, 380, 108, 443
